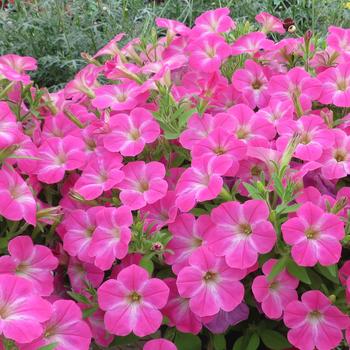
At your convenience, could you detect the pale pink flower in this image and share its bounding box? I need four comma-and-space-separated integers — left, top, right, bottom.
192, 8, 235, 36
65, 64, 101, 100
67, 257, 104, 293
97, 264, 169, 336
176, 247, 245, 317
62, 206, 102, 263
0, 54, 37, 84
318, 129, 350, 179
231, 32, 274, 56
0, 275, 52, 343
37, 135, 86, 184
93, 33, 125, 58
85, 309, 113, 348
327, 26, 350, 57
255, 12, 285, 34
0, 166, 36, 225
102, 107, 160, 156
41, 112, 80, 139
255, 99, 294, 127
232, 59, 270, 108
162, 278, 202, 334
74, 151, 124, 200
140, 190, 178, 231
20, 300, 92, 350
191, 128, 247, 176
117, 161, 168, 210
144, 339, 177, 350
268, 67, 322, 111
284, 290, 350, 350
318, 63, 350, 107
282, 202, 344, 266
155, 18, 191, 37
89, 206, 133, 271
276, 115, 334, 161
165, 213, 214, 274
92, 82, 148, 111
188, 34, 231, 73
0, 101, 20, 149
0, 236, 58, 296
252, 259, 299, 319
175, 155, 231, 212
208, 200, 276, 269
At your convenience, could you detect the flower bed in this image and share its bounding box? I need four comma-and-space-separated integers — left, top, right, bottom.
1, 7, 350, 350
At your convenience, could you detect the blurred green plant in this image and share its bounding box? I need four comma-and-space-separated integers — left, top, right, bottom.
0, 0, 349, 90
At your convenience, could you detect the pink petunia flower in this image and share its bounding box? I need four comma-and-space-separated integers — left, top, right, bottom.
144, 339, 177, 350
0, 54, 37, 84
191, 128, 247, 176
0, 101, 20, 149
284, 290, 350, 350
117, 161, 168, 210
97, 264, 169, 337
74, 151, 124, 200
93, 33, 125, 58
192, 8, 235, 36
62, 206, 102, 263
208, 200, 276, 269
282, 202, 344, 266
276, 115, 334, 161
254, 99, 294, 127
67, 257, 104, 293
89, 206, 133, 271
92, 82, 148, 111
252, 259, 299, 319
0, 236, 58, 296
232, 59, 270, 108
188, 34, 231, 73
162, 278, 202, 334
164, 213, 213, 274
140, 190, 178, 231
255, 12, 285, 34
85, 309, 113, 348
0, 166, 36, 225
102, 107, 160, 156
231, 32, 274, 56
155, 18, 191, 37
37, 135, 86, 184
175, 155, 231, 212
327, 26, 350, 58
318, 63, 350, 107
268, 67, 322, 112
20, 300, 92, 350
0, 275, 52, 344
318, 129, 350, 179
176, 247, 245, 317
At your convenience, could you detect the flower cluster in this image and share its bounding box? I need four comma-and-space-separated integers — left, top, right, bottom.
1, 7, 350, 350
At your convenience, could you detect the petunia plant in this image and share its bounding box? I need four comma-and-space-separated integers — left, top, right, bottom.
1, 6, 350, 350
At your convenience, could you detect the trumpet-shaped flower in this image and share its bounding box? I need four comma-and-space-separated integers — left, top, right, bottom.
255, 12, 285, 34
208, 200, 276, 269
97, 264, 169, 337
176, 247, 245, 317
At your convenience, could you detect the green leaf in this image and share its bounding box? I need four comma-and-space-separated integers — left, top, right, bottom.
268, 255, 288, 281
286, 258, 311, 284
178, 108, 196, 127
243, 183, 264, 200
260, 330, 290, 350
140, 256, 154, 275
276, 203, 300, 215
113, 334, 139, 346
174, 332, 201, 350
247, 333, 260, 350
232, 336, 244, 350
316, 264, 339, 283
38, 343, 58, 350
213, 334, 226, 350
67, 291, 91, 304
82, 305, 98, 318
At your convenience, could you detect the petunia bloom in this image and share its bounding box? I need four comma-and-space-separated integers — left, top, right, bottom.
208, 200, 276, 269
143, 339, 177, 350
252, 259, 299, 319
97, 264, 169, 337
255, 12, 285, 34
0, 236, 58, 296
282, 202, 344, 266
176, 247, 245, 317
284, 290, 350, 350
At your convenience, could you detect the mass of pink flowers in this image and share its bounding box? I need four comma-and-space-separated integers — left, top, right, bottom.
1, 7, 350, 350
